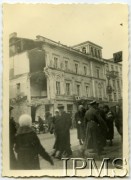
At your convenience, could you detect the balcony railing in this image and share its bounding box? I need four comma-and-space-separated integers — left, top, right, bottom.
106, 71, 119, 79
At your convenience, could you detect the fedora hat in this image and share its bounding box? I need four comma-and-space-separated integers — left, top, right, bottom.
89, 100, 96, 105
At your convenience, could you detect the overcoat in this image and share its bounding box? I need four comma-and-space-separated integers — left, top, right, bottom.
75, 110, 86, 140
15, 126, 52, 170
54, 111, 72, 154
105, 111, 114, 140
114, 106, 123, 136
84, 107, 101, 151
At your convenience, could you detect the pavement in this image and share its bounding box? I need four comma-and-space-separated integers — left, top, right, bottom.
38, 127, 122, 170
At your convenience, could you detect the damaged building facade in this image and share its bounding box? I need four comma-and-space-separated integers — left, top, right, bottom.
9, 33, 122, 122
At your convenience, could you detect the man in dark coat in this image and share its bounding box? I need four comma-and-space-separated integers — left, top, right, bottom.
113, 104, 123, 137
95, 103, 108, 148
50, 109, 60, 157
9, 106, 17, 169
55, 105, 72, 159
84, 101, 105, 155
15, 114, 54, 170
75, 105, 86, 145
103, 105, 114, 146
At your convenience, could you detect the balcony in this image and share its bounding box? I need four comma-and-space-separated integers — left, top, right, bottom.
106, 71, 119, 79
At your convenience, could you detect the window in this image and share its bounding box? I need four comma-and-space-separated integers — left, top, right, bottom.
117, 80, 120, 89
98, 50, 101, 58
95, 49, 97, 57
65, 61, 68, 71
75, 63, 78, 74
56, 81, 60, 95
16, 83, 20, 94
76, 84, 80, 96
109, 94, 112, 101
111, 65, 114, 71
106, 64, 109, 72
98, 84, 102, 98
113, 80, 116, 90
82, 47, 86, 53
96, 68, 100, 78
84, 66, 87, 75
114, 93, 117, 101
85, 86, 89, 97
91, 47, 94, 56
60, 62, 63, 69
54, 57, 58, 68
66, 83, 70, 95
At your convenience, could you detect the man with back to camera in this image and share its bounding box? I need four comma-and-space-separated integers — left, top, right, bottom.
55, 105, 72, 159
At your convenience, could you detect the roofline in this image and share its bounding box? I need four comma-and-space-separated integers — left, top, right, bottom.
9, 33, 104, 63
36, 35, 90, 56
103, 58, 122, 65
36, 35, 105, 63
72, 41, 103, 49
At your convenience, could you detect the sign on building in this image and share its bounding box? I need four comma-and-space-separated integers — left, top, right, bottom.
113, 51, 122, 63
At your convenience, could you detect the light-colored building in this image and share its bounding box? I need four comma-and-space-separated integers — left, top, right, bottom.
9, 33, 122, 122
104, 58, 122, 103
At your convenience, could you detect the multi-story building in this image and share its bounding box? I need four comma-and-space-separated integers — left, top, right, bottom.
9, 33, 122, 122
104, 58, 122, 103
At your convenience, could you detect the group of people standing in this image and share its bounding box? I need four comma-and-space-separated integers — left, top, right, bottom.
75, 100, 123, 155
9, 100, 122, 169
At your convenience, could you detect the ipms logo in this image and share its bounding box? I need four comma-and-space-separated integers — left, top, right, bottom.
62, 158, 128, 177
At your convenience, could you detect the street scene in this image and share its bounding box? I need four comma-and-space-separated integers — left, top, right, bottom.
39, 127, 122, 169
3, 4, 128, 177
9, 32, 123, 170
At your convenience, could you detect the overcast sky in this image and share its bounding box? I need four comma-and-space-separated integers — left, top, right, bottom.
4, 4, 128, 59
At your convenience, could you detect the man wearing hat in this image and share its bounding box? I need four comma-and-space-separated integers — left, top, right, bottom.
55, 104, 72, 159
9, 106, 17, 169
84, 100, 104, 155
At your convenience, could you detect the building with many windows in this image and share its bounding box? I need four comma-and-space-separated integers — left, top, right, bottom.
104, 58, 122, 103
9, 33, 122, 122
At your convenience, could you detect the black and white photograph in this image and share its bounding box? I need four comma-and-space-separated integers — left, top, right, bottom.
2, 3, 128, 177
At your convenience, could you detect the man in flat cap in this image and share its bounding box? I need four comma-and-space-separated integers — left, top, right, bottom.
55, 105, 72, 159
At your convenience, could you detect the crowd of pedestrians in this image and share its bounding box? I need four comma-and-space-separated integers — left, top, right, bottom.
75, 101, 122, 156
9, 100, 122, 169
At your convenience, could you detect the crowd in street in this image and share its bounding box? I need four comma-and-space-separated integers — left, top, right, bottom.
74, 101, 122, 156
50, 101, 122, 159
9, 100, 122, 170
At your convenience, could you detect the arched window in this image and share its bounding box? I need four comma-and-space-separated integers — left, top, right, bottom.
95, 49, 97, 57
91, 47, 94, 56
98, 83, 102, 98
82, 47, 86, 53
98, 50, 101, 58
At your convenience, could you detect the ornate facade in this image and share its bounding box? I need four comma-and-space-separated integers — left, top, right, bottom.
9, 33, 122, 122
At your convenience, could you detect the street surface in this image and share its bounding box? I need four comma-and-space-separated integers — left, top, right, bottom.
38, 127, 122, 170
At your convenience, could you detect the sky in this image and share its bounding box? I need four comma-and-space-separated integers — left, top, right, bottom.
4, 3, 128, 59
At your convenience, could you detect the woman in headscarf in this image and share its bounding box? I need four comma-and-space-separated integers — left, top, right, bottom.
15, 114, 54, 169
